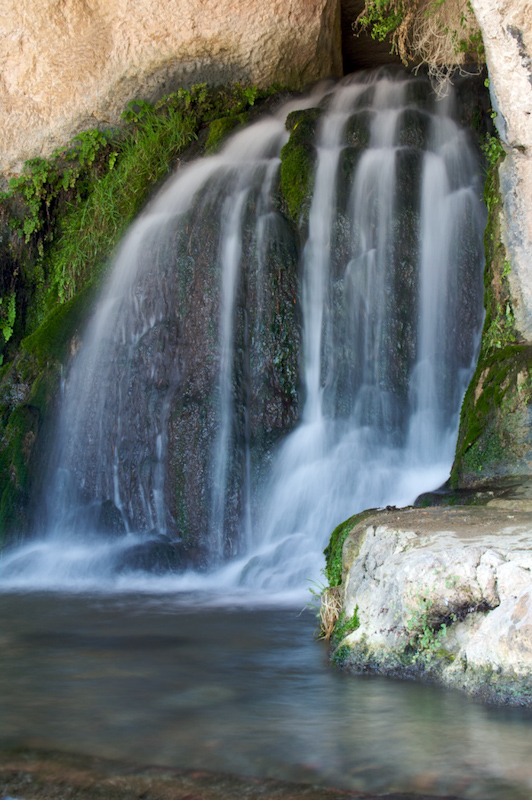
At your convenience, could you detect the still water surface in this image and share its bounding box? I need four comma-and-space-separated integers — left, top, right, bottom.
1, 591, 532, 799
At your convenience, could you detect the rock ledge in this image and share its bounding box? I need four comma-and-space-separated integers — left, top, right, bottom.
336, 502, 532, 705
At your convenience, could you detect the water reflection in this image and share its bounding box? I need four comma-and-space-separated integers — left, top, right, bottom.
1, 592, 532, 799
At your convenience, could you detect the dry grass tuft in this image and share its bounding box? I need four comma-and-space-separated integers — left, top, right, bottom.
355, 0, 483, 95
318, 586, 342, 641
412, 0, 483, 93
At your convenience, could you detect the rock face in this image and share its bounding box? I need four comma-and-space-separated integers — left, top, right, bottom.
450, 1, 532, 489
0, 0, 342, 176
337, 502, 532, 705
470, 0, 532, 340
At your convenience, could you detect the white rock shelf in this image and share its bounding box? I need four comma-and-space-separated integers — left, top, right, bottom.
336, 501, 532, 705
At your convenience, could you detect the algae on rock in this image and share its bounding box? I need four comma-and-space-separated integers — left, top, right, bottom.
279, 108, 322, 226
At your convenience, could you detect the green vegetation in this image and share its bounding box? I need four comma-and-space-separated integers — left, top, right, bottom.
0, 293, 16, 344
332, 608, 360, 645
356, 0, 404, 45
0, 360, 60, 539
205, 114, 248, 153
21, 282, 98, 364
0, 82, 273, 359
405, 595, 455, 665
452, 344, 532, 483
478, 134, 517, 357
331, 644, 351, 667
320, 510, 375, 655
323, 514, 358, 587
323, 508, 376, 587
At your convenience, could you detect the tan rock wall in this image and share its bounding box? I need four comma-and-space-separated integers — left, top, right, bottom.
0, 0, 342, 176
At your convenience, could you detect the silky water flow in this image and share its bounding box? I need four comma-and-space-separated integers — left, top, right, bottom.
0, 71, 485, 595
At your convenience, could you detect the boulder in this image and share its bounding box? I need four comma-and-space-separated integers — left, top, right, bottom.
335, 502, 532, 704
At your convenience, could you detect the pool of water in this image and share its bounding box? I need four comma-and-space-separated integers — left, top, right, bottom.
1, 591, 532, 799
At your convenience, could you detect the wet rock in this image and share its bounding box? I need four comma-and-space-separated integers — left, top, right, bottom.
96, 500, 126, 537
117, 537, 184, 574
397, 109, 431, 150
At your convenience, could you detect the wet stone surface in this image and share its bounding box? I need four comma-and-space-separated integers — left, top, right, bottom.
0, 749, 465, 800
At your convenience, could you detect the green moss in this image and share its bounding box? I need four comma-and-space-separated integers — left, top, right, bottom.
452, 341, 532, 486
0, 81, 286, 547
27, 368, 61, 417
0, 403, 40, 541
22, 281, 98, 364
323, 508, 377, 587
205, 114, 248, 153
479, 154, 517, 358
331, 644, 351, 668
356, 0, 403, 44
279, 108, 321, 225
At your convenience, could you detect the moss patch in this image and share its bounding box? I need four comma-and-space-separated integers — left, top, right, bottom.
323, 508, 377, 587
21, 281, 97, 365
0, 356, 62, 543
452, 345, 532, 485
205, 114, 248, 153
279, 108, 321, 225
0, 400, 39, 541
0, 83, 274, 359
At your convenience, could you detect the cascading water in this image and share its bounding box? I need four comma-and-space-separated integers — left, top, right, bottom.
0, 70, 485, 595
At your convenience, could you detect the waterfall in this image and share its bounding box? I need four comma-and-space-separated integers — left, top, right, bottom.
0, 71, 485, 595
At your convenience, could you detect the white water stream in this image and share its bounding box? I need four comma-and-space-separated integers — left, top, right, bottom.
0, 71, 485, 596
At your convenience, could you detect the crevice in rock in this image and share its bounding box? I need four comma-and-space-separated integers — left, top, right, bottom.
340, 0, 403, 73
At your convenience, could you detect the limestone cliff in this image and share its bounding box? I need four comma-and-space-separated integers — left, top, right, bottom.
0, 0, 342, 176
470, 0, 532, 342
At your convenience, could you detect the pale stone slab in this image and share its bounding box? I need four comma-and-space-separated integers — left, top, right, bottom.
338, 505, 532, 704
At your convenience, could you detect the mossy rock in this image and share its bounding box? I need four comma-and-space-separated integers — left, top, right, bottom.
22, 281, 97, 364
452, 344, 532, 487
344, 110, 371, 149
279, 108, 322, 226
323, 508, 378, 587
0, 402, 39, 542
0, 281, 87, 542
405, 77, 435, 110
397, 108, 431, 150
205, 113, 249, 153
